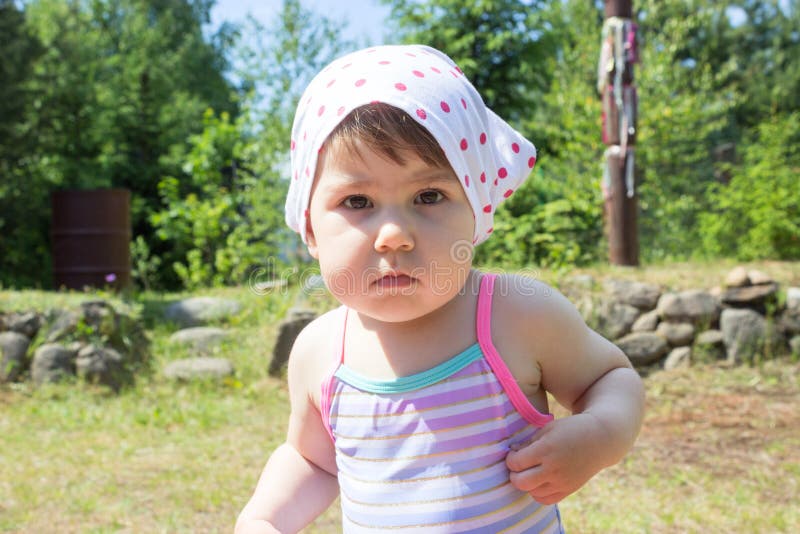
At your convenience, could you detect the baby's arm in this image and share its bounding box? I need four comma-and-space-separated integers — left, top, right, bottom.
235, 319, 339, 533
502, 277, 645, 504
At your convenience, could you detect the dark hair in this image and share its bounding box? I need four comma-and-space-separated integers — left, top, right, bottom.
325, 103, 451, 169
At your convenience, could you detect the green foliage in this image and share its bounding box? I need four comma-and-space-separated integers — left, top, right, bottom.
634, 0, 739, 261
700, 112, 800, 260
150, 110, 286, 289
473, 0, 605, 268
3, 0, 800, 288
382, 0, 556, 125
148, 0, 352, 289
0, 0, 47, 287
0, 0, 236, 289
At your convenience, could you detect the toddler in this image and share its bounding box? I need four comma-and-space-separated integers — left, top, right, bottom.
236, 44, 645, 533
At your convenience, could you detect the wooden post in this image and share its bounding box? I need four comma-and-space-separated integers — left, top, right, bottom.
600, 0, 639, 266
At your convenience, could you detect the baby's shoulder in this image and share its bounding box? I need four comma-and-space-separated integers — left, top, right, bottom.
290, 307, 341, 364
490, 272, 586, 337
287, 307, 342, 400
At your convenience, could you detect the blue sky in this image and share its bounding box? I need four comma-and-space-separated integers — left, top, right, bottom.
210, 0, 391, 46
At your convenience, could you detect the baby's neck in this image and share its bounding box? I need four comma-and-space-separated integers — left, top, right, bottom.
345, 270, 481, 378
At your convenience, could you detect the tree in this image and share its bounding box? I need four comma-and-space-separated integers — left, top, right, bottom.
0, 0, 47, 287
1, 0, 237, 288
382, 0, 557, 127
149, 0, 355, 288
700, 112, 800, 260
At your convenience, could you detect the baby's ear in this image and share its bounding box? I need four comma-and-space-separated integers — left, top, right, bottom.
306, 220, 320, 259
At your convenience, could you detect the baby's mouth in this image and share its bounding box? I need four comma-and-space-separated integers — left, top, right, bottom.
374, 273, 416, 289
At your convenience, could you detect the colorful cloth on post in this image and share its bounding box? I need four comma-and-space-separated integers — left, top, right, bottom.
285, 44, 538, 246
320, 274, 565, 533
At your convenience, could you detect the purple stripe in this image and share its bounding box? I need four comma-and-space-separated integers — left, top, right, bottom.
341, 448, 509, 483
332, 360, 495, 414
333, 399, 514, 440
337, 415, 531, 460
459, 501, 558, 534
344, 484, 537, 528
333, 377, 504, 417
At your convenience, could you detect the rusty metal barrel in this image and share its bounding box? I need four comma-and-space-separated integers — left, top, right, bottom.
51, 189, 132, 290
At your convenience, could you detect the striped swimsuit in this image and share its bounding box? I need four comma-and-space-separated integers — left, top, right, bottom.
320, 274, 565, 533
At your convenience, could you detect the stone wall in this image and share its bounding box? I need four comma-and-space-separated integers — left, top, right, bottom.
0, 301, 149, 391
561, 267, 800, 370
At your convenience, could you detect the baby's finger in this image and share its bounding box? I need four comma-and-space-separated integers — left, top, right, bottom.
507, 464, 547, 492
505, 436, 549, 473
528, 489, 565, 506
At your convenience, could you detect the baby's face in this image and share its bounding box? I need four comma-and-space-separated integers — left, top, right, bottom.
306, 140, 475, 323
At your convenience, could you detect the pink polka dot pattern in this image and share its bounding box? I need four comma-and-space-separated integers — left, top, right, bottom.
286, 44, 538, 246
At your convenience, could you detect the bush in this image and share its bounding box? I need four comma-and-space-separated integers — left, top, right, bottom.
700, 113, 800, 260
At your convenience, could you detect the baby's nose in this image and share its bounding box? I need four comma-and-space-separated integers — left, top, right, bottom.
374, 213, 414, 253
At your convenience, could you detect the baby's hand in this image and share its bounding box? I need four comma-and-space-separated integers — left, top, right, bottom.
505, 414, 608, 505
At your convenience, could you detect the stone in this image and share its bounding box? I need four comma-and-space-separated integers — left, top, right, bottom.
573, 295, 598, 328
657, 290, 720, 325
787, 287, 800, 311
708, 285, 724, 298
269, 308, 318, 376
44, 309, 81, 343
164, 297, 241, 327
631, 309, 659, 332
169, 327, 228, 352
76, 345, 126, 391
164, 357, 234, 381
664, 347, 692, 370
696, 329, 725, 346
656, 322, 696, 346
596, 302, 641, 340
3, 311, 44, 338
694, 329, 726, 362
725, 266, 750, 288
31, 344, 75, 385
615, 332, 669, 367
80, 300, 118, 337
790, 335, 800, 357
0, 331, 30, 382
720, 283, 778, 309
779, 308, 800, 336
565, 274, 596, 290
747, 269, 773, 285
720, 308, 768, 364
604, 279, 661, 310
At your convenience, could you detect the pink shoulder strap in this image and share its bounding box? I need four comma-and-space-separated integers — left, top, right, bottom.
319, 306, 347, 442
477, 273, 554, 427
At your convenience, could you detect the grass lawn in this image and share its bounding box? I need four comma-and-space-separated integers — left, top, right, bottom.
1, 260, 799, 533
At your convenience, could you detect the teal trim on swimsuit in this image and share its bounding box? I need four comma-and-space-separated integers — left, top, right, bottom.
334, 343, 483, 394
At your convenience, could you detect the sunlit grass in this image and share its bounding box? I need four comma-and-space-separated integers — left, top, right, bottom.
1, 261, 799, 532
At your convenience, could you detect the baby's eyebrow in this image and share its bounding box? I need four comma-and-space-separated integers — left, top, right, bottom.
407, 170, 459, 186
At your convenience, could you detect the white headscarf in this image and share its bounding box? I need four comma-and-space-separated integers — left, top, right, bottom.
285, 44, 537, 245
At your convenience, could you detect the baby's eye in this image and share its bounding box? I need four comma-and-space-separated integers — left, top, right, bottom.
416, 190, 445, 205
343, 195, 372, 209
